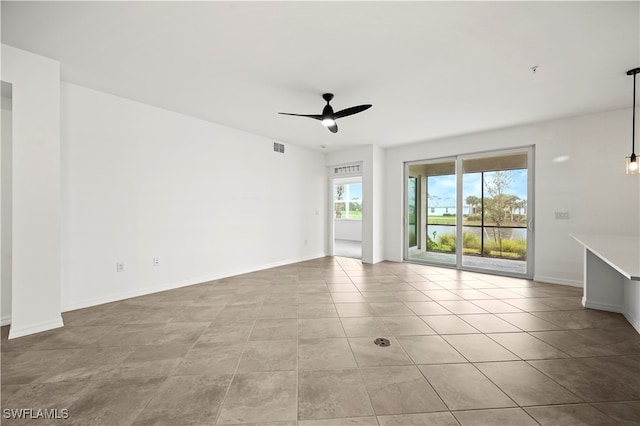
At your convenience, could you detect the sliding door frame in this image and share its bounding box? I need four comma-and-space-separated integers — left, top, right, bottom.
403, 156, 457, 265
404, 146, 535, 279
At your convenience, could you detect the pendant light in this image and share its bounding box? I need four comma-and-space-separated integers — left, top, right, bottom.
626, 67, 640, 174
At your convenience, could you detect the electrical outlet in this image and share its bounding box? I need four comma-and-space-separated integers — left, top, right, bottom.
116, 262, 125, 272
153, 257, 160, 266
554, 211, 570, 220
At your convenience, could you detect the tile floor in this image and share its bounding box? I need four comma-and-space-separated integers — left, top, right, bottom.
333, 239, 362, 259
1, 257, 639, 425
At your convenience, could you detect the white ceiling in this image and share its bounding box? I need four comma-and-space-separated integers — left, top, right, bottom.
2, 1, 639, 152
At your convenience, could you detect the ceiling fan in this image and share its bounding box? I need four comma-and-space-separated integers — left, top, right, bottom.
278, 93, 372, 133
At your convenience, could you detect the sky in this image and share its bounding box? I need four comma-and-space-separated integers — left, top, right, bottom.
428, 169, 528, 207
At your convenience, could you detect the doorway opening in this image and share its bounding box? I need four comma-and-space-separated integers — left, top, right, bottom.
332, 176, 362, 259
405, 147, 534, 277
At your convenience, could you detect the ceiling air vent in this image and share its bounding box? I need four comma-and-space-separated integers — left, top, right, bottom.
273, 142, 285, 154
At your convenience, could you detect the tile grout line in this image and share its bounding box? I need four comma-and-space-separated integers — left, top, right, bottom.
211, 315, 258, 425
340, 260, 381, 426
128, 315, 217, 424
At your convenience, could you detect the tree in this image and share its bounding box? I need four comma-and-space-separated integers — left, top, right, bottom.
335, 185, 344, 219
484, 171, 513, 255
515, 199, 527, 215
465, 195, 481, 214
505, 194, 520, 222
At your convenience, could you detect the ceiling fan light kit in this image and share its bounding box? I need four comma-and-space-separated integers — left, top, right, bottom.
626, 67, 640, 175
279, 93, 372, 133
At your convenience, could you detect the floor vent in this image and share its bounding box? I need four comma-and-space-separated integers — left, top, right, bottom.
273, 142, 285, 153
373, 338, 391, 347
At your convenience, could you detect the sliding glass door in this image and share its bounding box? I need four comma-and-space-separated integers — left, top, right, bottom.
406, 159, 457, 266
405, 148, 533, 277
460, 152, 530, 275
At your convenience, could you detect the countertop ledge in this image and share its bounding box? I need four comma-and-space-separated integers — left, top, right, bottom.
572, 234, 640, 281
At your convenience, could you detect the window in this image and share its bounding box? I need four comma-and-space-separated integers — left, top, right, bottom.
334, 182, 362, 220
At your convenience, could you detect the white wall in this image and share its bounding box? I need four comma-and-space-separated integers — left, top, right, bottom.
1, 45, 63, 338
326, 145, 385, 263
334, 220, 362, 241
372, 145, 385, 263
61, 83, 326, 310
384, 108, 640, 285
1, 96, 12, 325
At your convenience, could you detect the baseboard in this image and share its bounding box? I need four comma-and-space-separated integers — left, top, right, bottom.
62, 252, 327, 313
0, 315, 11, 326
583, 299, 624, 314
624, 310, 640, 335
8, 316, 64, 339
534, 275, 583, 288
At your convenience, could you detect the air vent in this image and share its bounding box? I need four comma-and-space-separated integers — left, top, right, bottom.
334, 165, 360, 174
273, 142, 285, 154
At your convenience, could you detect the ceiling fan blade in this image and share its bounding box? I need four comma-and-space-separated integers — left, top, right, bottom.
327, 122, 338, 133
278, 112, 323, 121
334, 104, 372, 119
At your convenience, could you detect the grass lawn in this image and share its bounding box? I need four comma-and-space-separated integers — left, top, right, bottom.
427, 216, 456, 225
